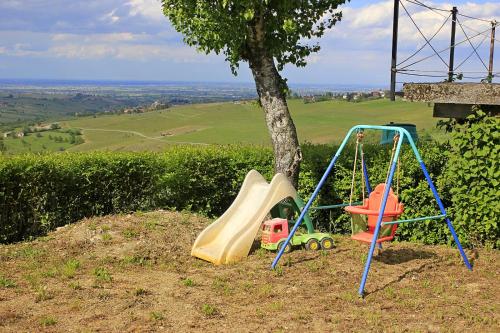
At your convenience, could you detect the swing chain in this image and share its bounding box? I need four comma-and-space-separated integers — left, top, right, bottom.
360, 139, 366, 202
349, 131, 365, 205
384, 134, 401, 195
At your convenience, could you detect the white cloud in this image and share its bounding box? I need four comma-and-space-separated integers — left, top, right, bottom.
1, 0, 498, 84
127, 0, 165, 22
50, 44, 113, 58
344, 0, 394, 28
52, 32, 138, 43
48, 42, 212, 62
0, 29, 208, 62
0, 1, 23, 9
326, 1, 500, 46
102, 9, 120, 24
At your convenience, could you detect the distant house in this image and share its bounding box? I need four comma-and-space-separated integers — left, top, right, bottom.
3, 132, 10, 138
16, 132, 24, 138
372, 91, 381, 98
303, 96, 316, 103
30, 124, 52, 132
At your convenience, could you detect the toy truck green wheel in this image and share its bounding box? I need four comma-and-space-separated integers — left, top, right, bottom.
277, 240, 292, 253
321, 237, 334, 250
305, 238, 320, 251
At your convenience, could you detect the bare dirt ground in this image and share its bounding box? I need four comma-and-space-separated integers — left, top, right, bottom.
0, 211, 498, 332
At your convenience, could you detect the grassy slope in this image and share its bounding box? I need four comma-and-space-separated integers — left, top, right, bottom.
3, 131, 75, 154
0, 93, 144, 131
64, 99, 438, 152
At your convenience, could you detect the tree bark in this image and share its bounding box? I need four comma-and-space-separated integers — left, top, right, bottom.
249, 53, 302, 188
245, 12, 302, 188
247, 53, 302, 188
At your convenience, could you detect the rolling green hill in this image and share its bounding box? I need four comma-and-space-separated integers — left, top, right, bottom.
0, 92, 145, 131
62, 99, 438, 152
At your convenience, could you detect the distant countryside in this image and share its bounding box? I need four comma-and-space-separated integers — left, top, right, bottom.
0, 83, 438, 154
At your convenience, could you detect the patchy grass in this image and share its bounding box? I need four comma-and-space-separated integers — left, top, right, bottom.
0, 210, 498, 332
201, 304, 219, 317
93, 267, 112, 283
101, 233, 112, 243
133, 288, 149, 297
150, 311, 164, 321
181, 278, 195, 287
0, 276, 16, 288
122, 228, 139, 239
61, 258, 80, 279
39, 315, 57, 327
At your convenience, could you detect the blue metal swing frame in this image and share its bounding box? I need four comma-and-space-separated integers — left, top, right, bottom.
271, 125, 472, 297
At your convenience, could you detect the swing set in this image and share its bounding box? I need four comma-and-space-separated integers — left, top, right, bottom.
271, 125, 472, 297
347, 131, 404, 245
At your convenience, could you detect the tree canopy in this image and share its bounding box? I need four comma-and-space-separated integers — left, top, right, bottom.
162, 0, 348, 186
162, 1, 346, 74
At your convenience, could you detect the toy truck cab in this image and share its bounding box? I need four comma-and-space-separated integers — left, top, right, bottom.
261, 218, 334, 253
261, 218, 294, 253
261, 218, 289, 245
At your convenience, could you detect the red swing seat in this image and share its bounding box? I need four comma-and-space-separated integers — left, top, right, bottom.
346, 183, 404, 243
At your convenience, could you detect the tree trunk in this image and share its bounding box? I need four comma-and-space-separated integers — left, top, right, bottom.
248, 54, 302, 188
245, 11, 302, 188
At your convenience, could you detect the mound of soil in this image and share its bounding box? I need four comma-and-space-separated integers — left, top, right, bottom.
0, 211, 498, 332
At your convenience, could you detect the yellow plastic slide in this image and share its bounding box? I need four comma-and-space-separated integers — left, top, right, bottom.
191, 170, 297, 265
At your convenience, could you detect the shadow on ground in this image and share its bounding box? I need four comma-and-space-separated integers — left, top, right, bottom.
374, 248, 437, 265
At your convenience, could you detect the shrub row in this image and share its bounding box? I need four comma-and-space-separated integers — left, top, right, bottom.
0, 146, 274, 243
0, 116, 497, 248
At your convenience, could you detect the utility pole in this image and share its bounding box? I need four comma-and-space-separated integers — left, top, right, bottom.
390, 0, 400, 101
488, 20, 496, 83
448, 7, 458, 82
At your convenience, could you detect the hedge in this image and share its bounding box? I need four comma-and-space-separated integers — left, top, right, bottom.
0, 116, 498, 248
0, 146, 274, 243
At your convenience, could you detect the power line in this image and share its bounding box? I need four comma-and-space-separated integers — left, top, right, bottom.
461, 75, 492, 79
397, 72, 447, 78
405, 0, 496, 24
457, 12, 495, 24
454, 31, 489, 71
404, 0, 450, 14
397, 69, 491, 74
408, 0, 499, 44
456, 17, 489, 71
457, 20, 500, 44
393, 0, 499, 85
400, 0, 449, 68
397, 72, 495, 80
398, 25, 494, 70
397, 13, 451, 67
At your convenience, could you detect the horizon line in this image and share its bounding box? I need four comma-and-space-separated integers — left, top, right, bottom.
0, 77, 390, 88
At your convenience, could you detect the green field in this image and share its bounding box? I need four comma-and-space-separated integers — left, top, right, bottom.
63, 99, 439, 152
0, 92, 139, 132
2, 130, 80, 154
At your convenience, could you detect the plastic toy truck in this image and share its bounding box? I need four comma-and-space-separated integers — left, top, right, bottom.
261, 218, 334, 253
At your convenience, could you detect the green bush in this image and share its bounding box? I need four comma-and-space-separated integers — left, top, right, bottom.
0, 147, 274, 243
440, 110, 499, 248
0, 122, 497, 248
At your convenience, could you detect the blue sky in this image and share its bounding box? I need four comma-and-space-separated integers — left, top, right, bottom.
0, 0, 498, 86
